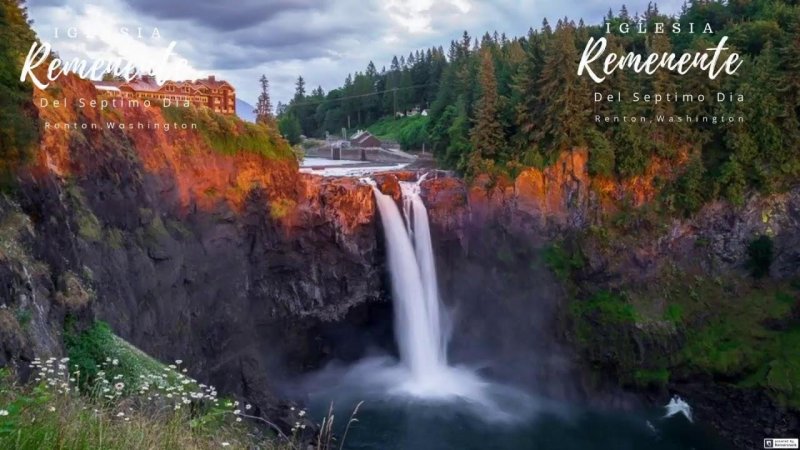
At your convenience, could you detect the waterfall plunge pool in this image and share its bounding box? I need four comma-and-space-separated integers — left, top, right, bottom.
299, 177, 730, 450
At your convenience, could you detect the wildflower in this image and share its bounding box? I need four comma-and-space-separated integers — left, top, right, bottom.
112, 359, 119, 366
221, 443, 230, 447
233, 409, 241, 415
0, 410, 9, 416
114, 382, 125, 391
117, 412, 125, 417
245, 404, 252, 410
236, 418, 242, 422
48, 406, 56, 412
298, 410, 306, 417
175, 360, 183, 365
300, 424, 306, 429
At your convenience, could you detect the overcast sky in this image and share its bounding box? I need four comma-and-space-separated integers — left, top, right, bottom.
27, 0, 683, 105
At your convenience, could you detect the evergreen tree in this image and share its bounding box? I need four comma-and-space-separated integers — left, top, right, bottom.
254, 75, 273, 124
470, 49, 507, 161
294, 76, 306, 100
535, 20, 589, 158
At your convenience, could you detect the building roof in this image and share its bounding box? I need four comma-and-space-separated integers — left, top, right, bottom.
92, 75, 234, 96
193, 76, 233, 90
350, 130, 381, 146
350, 130, 368, 140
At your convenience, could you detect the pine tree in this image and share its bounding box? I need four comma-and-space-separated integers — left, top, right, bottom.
254, 75, 273, 124
535, 20, 589, 158
470, 49, 506, 160
294, 76, 306, 100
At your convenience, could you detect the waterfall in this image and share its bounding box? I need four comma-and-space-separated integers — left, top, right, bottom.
368, 180, 447, 383
304, 176, 535, 422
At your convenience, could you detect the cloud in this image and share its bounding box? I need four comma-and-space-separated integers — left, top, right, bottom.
26, 0, 687, 105
118, 0, 321, 31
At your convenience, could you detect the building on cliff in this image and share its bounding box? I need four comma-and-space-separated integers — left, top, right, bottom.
93, 75, 236, 115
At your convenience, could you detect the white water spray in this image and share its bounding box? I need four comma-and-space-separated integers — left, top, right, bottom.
664, 395, 693, 422
369, 180, 447, 383
364, 176, 512, 405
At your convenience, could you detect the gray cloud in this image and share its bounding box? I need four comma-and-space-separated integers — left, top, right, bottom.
118, 0, 322, 31
27, 0, 687, 104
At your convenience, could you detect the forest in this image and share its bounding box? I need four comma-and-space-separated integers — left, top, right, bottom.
278, 0, 800, 215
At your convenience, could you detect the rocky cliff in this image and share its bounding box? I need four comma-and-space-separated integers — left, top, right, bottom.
1, 74, 388, 429
412, 155, 800, 449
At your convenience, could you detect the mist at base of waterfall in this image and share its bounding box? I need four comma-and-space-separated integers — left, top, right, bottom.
302, 355, 549, 425
301, 368, 729, 450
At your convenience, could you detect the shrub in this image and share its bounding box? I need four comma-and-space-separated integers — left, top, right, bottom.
542, 243, 584, 281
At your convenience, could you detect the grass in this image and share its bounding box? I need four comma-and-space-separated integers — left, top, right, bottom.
367, 115, 429, 151
0, 321, 364, 449
0, 367, 283, 450
161, 106, 294, 160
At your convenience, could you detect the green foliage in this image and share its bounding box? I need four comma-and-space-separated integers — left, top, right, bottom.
542, 243, 584, 281
663, 304, 684, 323
14, 308, 31, 328
572, 291, 638, 324
0, 0, 40, 189
747, 235, 774, 278
63, 320, 163, 394
670, 154, 708, 217
586, 129, 615, 177
0, 356, 293, 449
633, 368, 670, 387
278, 113, 302, 145
470, 49, 507, 161
368, 115, 430, 150
161, 107, 293, 160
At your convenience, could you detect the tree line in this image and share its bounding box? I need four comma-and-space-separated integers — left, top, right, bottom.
275, 0, 800, 214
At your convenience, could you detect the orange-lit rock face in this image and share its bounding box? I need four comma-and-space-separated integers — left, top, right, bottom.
30, 75, 376, 234
421, 149, 683, 233
372, 173, 403, 202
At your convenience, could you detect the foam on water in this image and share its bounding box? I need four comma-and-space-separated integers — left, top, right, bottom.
664, 395, 693, 422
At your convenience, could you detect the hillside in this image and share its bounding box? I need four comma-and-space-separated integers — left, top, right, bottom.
367, 115, 430, 151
